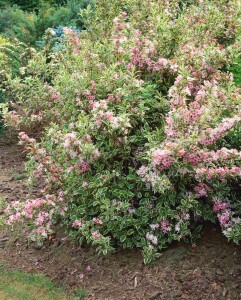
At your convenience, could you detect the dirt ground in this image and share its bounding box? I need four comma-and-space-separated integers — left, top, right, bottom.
0, 140, 241, 300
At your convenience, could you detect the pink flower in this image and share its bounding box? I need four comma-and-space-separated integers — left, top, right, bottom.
157, 57, 169, 68
108, 95, 115, 102
93, 218, 103, 225
19, 132, 29, 140
82, 181, 88, 188
218, 211, 230, 227
37, 227, 47, 237
37, 149, 46, 155
104, 111, 114, 121
72, 220, 84, 227
85, 135, 92, 142
177, 149, 185, 157
79, 273, 84, 282
63, 139, 71, 148
86, 266, 91, 271
51, 93, 59, 100
92, 231, 100, 240
152, 149, 174, 170
93, 149, 100, 158
95, 117, 102, 128
161, 220, 171, 233
137, 165, 149, 177
194, 183, 208, 198
121, 11, 127, 17
213, 199, 228, 212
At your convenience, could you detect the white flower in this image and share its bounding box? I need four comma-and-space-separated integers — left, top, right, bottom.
150, 224, 159, 230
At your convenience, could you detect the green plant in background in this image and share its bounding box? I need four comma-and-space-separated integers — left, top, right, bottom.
66, 0, 93, 28
0, 6, 37, 44
0, 0, 10, 8
0, 0, 93, 45
0, 38, 34, 76
0, 35, 35, 137
8, 0, 68, 11
35, 5, 73, 39
35, 0, 93, 38
9, 0, 40, 11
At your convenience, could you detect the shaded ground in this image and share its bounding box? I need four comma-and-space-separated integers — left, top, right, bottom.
0, 141, 241, 300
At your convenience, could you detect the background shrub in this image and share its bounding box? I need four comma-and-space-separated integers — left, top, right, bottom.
9, 0, 40, 11
0, 6, 37, 44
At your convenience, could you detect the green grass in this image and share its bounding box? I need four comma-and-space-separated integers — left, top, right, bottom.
12, 172, 28, 181
0, 267, 85, 300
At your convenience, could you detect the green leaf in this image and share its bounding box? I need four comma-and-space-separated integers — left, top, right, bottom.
120, 235, 127, 243
127, 229, 134, 235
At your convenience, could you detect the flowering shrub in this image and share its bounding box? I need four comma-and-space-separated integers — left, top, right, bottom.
3, 0, 241, 263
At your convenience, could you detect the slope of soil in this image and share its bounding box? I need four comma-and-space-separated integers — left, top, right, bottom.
0, 141, 241, 300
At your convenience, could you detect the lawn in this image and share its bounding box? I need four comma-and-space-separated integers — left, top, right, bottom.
0, 267, 82, 300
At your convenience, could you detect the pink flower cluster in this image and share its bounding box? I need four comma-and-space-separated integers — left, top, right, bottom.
90, 98, 131, 131
195, 166, 241, 180
7, 128, 104, 241
63, 27, 80, 45
5, 192, 68, 240
72, 220, 85, 227
137, 165, 171, 192
213, 199, 228, 212
213, 199, 232, 227
112, 12, 178, 77
139, 67, 241, 197
93, 218, 103, 225
152, 149, 174, 171
92, 231, 100, 240
3, 110, 20, 128
194, 183, 209, 198
200, 114, 241, 145
18, 131, 36, 145
161, 220, 171, 233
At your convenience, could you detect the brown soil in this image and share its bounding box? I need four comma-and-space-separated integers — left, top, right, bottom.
0, 141, 241, 300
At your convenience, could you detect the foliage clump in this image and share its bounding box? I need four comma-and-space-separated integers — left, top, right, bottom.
2, 0, 241, 263
0, 6, 37, 44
